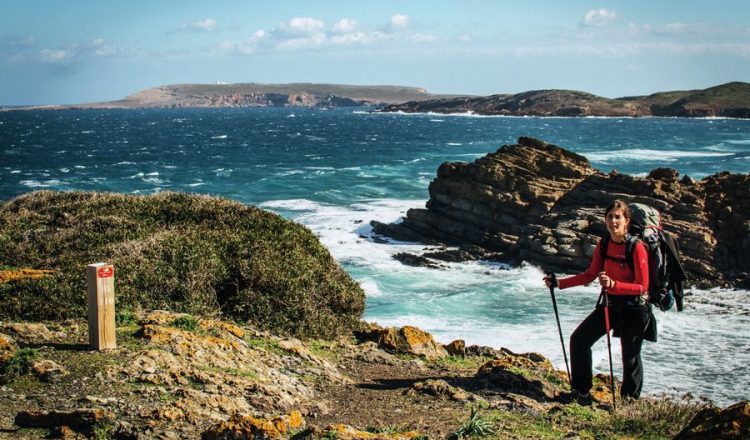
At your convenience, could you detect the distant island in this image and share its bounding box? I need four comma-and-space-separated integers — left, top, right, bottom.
5, 81, 750, 117
381, 81, 750, 118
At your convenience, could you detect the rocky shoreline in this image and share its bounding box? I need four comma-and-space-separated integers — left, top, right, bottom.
371, 137, 750, 289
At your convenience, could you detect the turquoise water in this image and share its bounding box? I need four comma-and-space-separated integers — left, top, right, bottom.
1, 108, 749, 405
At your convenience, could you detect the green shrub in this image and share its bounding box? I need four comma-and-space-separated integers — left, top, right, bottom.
170, 315, 200, 332
0, 348, 40, 384
0, 191, 365, 339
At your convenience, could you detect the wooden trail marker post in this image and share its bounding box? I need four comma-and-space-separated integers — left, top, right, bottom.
86, 263, 116, 350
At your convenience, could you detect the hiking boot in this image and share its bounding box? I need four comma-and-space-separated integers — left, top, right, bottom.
556, 390, 593, 406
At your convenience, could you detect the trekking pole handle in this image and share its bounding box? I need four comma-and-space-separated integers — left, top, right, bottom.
546, 272, 557, 288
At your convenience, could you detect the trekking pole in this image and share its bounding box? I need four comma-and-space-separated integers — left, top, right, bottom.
601, 287, 617, 411
546, 272, 571, 386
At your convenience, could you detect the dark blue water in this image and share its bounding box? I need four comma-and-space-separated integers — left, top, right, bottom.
1, 108, 749, 405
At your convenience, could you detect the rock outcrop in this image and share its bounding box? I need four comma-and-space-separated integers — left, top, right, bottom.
372, 137, 750, 288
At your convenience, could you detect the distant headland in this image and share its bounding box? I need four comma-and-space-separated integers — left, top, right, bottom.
4, 81, 750, 118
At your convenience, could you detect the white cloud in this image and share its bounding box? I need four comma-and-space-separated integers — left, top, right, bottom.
189, 18, 218, 32
40, 48, 72, 63
217, 30, 267, 55
581, 9, 617, 27
279, 17, 325, 36
333, 18, 358, 34
390, 14, 409, 30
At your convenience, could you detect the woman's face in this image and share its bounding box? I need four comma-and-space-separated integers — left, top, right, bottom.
605, 208, 630, 239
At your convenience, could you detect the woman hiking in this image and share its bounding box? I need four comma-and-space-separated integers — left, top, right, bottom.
544, 199, 650, 404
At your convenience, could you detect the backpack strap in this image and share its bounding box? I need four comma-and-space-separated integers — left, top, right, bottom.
600, 234, 637, 273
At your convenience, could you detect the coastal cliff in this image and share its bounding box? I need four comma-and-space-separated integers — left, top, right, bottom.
372, 137, 750, 288
380, 82, 750, 118
17, 83, 463, 110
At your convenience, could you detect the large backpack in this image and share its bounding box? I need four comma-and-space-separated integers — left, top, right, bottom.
600, 203, 687, 311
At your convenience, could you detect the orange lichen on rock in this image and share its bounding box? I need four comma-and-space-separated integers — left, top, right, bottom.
201, 411, 305, 439
378, 325, 448, 359
0, 268, 55, 284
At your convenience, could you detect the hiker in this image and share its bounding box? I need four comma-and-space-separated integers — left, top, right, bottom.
544, 199, 650, 403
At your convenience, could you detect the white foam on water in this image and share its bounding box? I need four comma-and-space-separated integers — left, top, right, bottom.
270, 195, 749, 405
727, 139, 750, 145
211, 135, 228, 139
585, 149, 735, 163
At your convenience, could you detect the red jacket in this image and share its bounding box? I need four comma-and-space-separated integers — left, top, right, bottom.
558, 239, 649, 296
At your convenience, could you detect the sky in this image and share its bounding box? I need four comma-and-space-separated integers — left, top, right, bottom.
2, 0, 750, 105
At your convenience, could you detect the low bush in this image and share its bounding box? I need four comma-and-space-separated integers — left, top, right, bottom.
0, 191, 365, 339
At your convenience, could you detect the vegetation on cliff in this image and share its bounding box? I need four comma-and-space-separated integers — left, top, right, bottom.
0, 191, 365, 339
381, 81, 750, 118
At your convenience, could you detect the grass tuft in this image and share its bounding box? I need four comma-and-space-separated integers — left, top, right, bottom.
448, 407, 495, 440
0, 348, 40, 384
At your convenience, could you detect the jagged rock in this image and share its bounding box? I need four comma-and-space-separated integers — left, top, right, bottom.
373, 137, 750, 287
201, 411, 305, 439
0, 322, 64, 344
444, 339, 466, 356
674, 401, 750, 440
105, 311, 338, 420
465, 345, 501, 358
14, 408, 115, 432
31, 359, 69, 382
408, 379, 483, 403
374, 326, 448, 359
475, 351, 563, 401
392, 252, 446, 269
346, 341, 401, 365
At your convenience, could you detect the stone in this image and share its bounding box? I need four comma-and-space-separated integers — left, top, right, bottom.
409, 379, 480, 402
376, 326, 448, 359
674, 401, 750, 440
31, 359, 69, 382
444, 339, 466, 356
201, 411, 305, 439
0, 322, 62, 344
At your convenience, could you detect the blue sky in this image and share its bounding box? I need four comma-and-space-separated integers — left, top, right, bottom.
2, 1, 750, 105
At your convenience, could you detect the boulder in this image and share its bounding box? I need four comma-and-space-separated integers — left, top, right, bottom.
372, 137, 750, 287
674, 401, 750, 440
201, 411, 305, 439
31, 359, 69, 383
376, 326, 448, 359
444, 339, 466, 356
0, 322, 63, 344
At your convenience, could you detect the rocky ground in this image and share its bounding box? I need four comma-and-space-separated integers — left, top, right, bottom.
1, 311, 746, 439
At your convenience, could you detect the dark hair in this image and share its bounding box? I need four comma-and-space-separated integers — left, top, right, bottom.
604, 199, 631, 220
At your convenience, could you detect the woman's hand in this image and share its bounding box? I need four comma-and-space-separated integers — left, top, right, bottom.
597, 271, 615, 290
543, 275, 557, 288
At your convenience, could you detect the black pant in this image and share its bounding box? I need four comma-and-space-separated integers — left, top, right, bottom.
569, 301, 650, 398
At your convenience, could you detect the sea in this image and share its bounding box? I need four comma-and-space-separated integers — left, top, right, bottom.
1, 108, 749, 406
